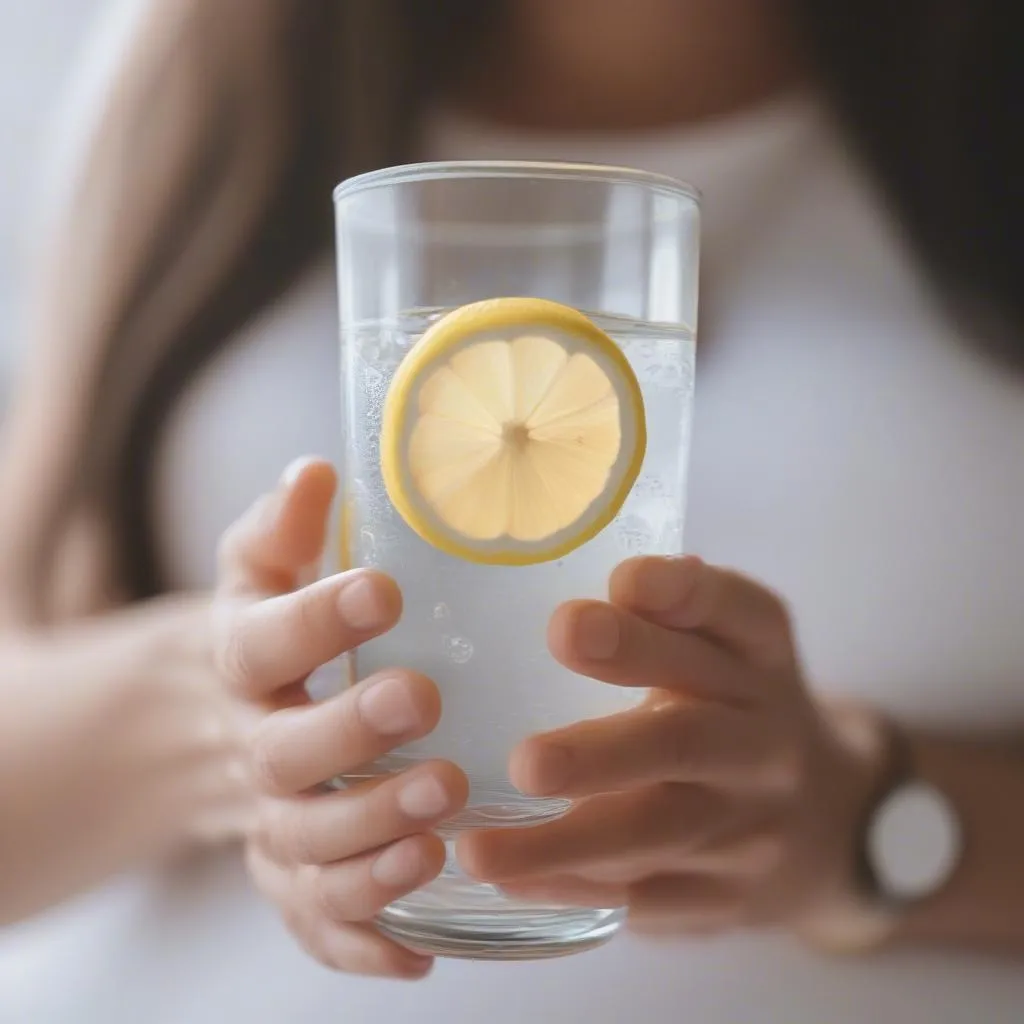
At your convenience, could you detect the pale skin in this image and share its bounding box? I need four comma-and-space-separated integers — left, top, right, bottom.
1, 0, 1023, 982
220, 460, 1024, 977
201, 456, 1024, 974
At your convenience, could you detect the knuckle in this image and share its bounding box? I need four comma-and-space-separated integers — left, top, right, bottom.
322, 691, 374, 763
659, 706, 706, 776
720, 830, 786, 879
258, 799, 316, 865
214, 616, 255, 696
647, 779, 681, 810
251, 805, 279, 861
283, 805, 321, 866
632, 783, 683, 844
665, 787, 718, 848
249, 720, 293, 796
337, 786, 376, 845
294, 583, 336, 644
312, 868, 353, 925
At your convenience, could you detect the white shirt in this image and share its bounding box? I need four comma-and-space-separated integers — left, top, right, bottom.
3, 95, 1024, 1024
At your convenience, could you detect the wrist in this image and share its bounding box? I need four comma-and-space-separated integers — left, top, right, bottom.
795, 703, 965, 953
792, 700, 901, 950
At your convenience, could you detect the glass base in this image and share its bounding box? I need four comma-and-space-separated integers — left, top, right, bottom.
377, 844, 624, 960
335, 768, 625, 960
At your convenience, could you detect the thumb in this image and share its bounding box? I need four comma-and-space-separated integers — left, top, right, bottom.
217, 457, 337, 599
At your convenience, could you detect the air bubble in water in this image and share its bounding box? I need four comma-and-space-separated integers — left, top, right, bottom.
444, 635, 474, 664
358, 527, 378, 564
360, 361, 385, 392
659, 522, 685, 551
615, 514, 654, 554
625, 337, 684, 389
634, 474, 667, 497
373, 522, 400, 547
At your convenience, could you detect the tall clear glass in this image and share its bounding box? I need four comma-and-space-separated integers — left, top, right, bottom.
334, 162, 699, 960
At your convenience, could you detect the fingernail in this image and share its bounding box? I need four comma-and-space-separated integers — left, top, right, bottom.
280, 455, 323, 488
337, 572, 390, 631
358, 676, 420, 736
398, 775, 451, 820
372, 838, 426, 887
636, 556, 700, 612
574, 605, 620, 660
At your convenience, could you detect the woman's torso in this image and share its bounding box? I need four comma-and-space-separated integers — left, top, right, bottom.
3, 97, 1024, 1023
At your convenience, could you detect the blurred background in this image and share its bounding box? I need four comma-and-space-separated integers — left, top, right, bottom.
0, 0, 101, 375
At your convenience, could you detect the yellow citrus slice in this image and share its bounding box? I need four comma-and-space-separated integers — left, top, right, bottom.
379, 298, 646, 566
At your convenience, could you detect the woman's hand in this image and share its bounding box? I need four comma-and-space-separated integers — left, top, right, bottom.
218, 458, 468, 979
458, 556, 881, 937
0, 593, 258, 923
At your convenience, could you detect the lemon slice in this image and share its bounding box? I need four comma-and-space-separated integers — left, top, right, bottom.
379, 298, 646, 565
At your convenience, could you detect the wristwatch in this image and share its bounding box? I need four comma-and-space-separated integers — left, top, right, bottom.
863, 778, 962, 905
799, 706, 964, 952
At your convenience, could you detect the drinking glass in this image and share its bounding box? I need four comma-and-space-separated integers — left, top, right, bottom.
333, 161, 699, 960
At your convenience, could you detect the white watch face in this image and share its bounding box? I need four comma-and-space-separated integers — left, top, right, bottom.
866, 781, 962, 902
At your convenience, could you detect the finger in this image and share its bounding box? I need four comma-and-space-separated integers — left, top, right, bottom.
303, 921, 434, 978
458, 785, 722, 881
628, 874, 744, 936
497, 874, 627, 909
510, 702, 788, 798
216, 569, 402, 700
250, 670, 439, 795
218, 457, 337, 597
548, 600, 750, 703
245, 845, 433, 978
686, 829, 786, 881
610, 556, 796, 671
299, 833, 447, 923
257, 760, 468, 864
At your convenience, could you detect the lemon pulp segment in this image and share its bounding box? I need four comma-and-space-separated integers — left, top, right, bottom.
380, 298, 646, 565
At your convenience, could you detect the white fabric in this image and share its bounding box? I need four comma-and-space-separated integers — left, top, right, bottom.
3, 94, 1024, 1024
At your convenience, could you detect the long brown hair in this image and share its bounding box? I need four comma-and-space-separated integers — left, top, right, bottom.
19, 0, 1024, 610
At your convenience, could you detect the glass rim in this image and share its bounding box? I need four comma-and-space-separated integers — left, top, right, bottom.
333, 160, 701, 207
